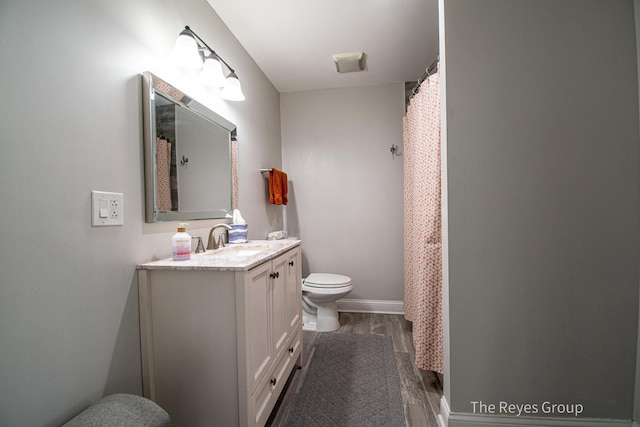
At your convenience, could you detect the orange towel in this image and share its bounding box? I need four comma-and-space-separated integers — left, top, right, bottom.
268, 169, 277, 204
269, 168, 288, 205
282, 173, 288, 205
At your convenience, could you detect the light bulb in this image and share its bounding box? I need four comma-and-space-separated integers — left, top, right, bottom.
200, 55, 227, 87
170, 30, 203, 70
220, 73, 245, 101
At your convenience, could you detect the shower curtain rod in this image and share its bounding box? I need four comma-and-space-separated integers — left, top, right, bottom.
410, 56, 439, 100
421, 57, 440, 82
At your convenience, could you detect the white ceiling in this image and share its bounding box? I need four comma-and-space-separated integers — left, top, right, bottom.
206, 0, 439, 93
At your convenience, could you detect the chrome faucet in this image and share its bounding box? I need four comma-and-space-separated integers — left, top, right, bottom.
207, 223, 232, 250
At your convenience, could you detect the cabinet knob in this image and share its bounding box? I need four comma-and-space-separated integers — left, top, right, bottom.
270, 378, 277, 386
289, 261, 294, 266
270, 272, 280, 279
288, 347, 294, 354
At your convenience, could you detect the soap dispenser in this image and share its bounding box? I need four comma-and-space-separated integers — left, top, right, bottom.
172, 223, 192, 261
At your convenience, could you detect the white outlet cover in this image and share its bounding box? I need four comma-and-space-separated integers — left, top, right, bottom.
92, 191, 124, 226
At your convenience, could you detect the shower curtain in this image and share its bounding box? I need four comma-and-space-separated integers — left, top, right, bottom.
156, 137, 173, 212
403, 70, 443, 374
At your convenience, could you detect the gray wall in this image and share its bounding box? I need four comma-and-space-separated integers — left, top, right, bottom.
444, 0, 639, 422
635, 1, 640, 424
0, 0, 282, 425
281, 85, 405, 301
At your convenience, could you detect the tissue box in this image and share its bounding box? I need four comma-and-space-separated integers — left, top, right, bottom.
228, 224, 248, 244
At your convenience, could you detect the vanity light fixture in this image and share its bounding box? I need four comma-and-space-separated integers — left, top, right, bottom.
170, 25, 245, 101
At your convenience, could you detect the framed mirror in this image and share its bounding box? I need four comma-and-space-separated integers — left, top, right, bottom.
141, 71, 238, 222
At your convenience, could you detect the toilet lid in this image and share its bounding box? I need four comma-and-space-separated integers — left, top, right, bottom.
303, 273, 352, 288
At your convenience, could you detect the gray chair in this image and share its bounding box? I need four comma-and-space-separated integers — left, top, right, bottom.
63, 394, 171, 427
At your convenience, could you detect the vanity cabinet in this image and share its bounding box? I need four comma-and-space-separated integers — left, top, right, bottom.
137, 242, 302, 427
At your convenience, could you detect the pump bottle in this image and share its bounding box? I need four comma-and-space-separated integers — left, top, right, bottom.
172, 223, 192, 261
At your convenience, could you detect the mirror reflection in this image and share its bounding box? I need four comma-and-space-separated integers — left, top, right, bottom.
142, 71, 238, 222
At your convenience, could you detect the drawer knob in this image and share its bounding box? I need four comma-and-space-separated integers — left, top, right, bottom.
270, 378, 277, 386
289, 261, 294, 266
270, 272, 280, 279
288, 347, 294, 354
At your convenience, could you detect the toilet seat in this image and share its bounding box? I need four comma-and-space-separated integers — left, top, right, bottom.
303, 273, 351, 288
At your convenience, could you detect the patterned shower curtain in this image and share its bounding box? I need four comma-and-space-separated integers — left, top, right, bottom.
155, 137, 173, 212
403, 70, 443, 374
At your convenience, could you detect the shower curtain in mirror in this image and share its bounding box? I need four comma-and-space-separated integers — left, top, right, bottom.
403, 69, 443, 374
156, 137, 173, 212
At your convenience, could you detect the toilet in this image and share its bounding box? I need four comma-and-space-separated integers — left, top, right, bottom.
301, 273, 353, 332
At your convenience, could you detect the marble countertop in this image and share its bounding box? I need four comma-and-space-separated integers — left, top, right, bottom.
137, 239, 301, 272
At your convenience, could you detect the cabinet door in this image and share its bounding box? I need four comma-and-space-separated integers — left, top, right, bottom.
284, 247, 301, 335
271, 253, 289, 358
245, 262, 272, 393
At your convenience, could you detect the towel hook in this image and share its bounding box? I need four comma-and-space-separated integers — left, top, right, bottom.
390, 144, 402, 156
180, 155, 189, 165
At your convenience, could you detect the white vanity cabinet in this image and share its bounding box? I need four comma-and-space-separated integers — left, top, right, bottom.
137, 241, 302, 427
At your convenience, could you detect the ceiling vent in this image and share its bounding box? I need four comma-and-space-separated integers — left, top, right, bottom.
332, 52, 366, 73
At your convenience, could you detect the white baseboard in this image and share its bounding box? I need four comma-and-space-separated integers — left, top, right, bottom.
439, 395, 450, 427
336, 299, 404, 315
441, 396, 632, 427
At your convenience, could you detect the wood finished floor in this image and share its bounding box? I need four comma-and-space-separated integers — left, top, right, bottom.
267, 312, 443, 427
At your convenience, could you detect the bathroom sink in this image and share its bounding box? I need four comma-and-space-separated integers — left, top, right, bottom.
206, 244, 272, 258
231, 249, 263, 257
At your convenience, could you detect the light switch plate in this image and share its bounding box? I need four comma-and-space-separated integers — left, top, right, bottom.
91, 191, 124, 226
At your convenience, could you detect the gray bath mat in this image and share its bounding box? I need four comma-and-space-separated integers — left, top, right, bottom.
285, 333, 405, 427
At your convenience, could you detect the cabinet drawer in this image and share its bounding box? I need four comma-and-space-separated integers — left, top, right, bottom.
251, 330, 301, 427
285, 328, 301, 363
